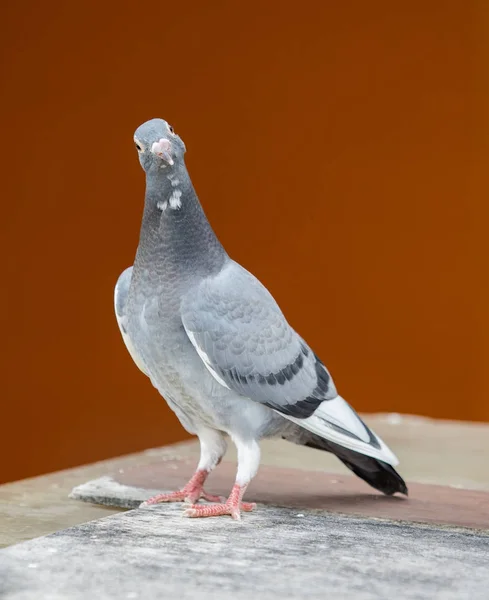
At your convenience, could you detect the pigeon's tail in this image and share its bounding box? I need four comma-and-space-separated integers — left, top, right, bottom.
336, 454, 408, 496
298, 435, 408, 496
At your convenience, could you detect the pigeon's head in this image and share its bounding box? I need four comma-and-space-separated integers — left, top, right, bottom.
133, 118, 186, 174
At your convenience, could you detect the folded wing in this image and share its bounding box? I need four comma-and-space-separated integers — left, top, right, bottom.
181, 260, 398, 465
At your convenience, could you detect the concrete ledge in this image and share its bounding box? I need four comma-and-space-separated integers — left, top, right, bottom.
1, 505, 488, 600
2, 415, 488, 549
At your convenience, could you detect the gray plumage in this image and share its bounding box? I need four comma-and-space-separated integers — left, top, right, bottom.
115, 118, 407, 519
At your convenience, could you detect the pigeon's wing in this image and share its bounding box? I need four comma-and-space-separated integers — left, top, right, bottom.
181, 260, 398, 465
114, 266, 149, 375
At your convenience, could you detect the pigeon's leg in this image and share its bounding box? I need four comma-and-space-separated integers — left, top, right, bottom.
184, 437, 259, 520
140, 429, 227, 507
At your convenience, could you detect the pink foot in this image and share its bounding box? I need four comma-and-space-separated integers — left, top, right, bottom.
140, 469, 223, 507
183, 484, 256, 520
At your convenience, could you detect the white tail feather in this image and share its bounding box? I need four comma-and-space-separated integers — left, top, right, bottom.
282, 395, 399, 466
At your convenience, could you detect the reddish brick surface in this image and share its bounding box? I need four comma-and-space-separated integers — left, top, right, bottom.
114, 458, 489, 530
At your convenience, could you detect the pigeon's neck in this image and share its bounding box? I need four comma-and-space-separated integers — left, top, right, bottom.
133, 162, 227, 286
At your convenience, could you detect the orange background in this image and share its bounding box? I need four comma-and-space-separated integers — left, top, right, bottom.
1, 1, 488, 484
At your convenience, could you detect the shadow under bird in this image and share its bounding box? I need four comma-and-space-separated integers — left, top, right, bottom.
114, 118, 408, 520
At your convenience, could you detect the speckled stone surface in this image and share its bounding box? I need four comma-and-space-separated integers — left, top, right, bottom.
1, 505, 488, 600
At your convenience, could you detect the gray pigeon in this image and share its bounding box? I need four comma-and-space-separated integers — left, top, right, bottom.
115, 118, 407, 520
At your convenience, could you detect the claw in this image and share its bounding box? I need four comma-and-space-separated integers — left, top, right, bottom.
183, 484, 254, 520
139, 469, 219, 507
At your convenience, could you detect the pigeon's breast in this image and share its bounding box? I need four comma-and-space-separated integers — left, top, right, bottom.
124, 292, 284, 439
125, 297, 232, 431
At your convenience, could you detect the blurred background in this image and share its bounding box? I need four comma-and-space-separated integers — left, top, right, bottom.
1, 1, 488, 484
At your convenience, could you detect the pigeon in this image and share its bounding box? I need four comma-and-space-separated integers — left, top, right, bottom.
114, 118, 408, 520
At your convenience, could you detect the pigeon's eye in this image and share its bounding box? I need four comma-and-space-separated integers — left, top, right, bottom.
135, 142, 142, 152
168, 125, 175, 135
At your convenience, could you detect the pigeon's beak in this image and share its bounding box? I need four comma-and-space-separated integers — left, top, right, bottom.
151, 138, 174, 166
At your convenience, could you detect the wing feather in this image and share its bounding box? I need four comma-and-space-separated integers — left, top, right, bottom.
114, 266, 149, 376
